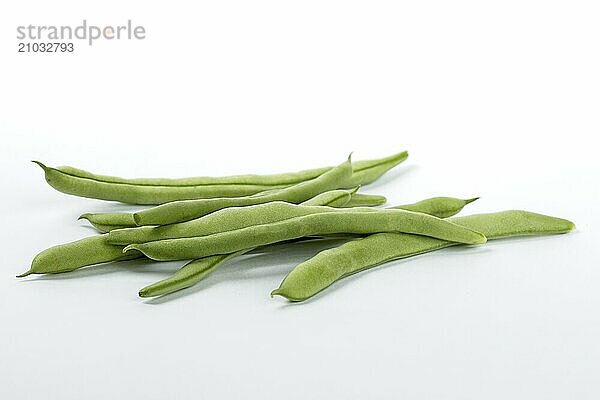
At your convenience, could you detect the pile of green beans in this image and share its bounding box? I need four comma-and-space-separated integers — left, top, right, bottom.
20, 150, 576, 303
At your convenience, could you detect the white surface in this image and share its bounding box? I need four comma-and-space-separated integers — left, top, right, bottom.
1, 1, 599, 399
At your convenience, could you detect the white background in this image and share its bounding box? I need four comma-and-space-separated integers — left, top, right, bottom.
1, 1, 599, 399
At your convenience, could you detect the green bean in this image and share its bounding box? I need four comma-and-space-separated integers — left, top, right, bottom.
305, 190, 386, 208
271, 210, 575, 301
138, 252, 243, 297
110, 203, 338, 245
136, 188, 362, 297
132, 156, 354, 226
137, 196, 476, 297
110, 192, 368, 246
79, 189, 386, 234
300, 187, 357, 207
343, 193, 387, 207
392, 197, 479, 218
124, 209, 487, 261
17, 235, 142, 277
346, 151, 408, 186
34, 151, 407, 204
108, 195, 479, 245
78, 212, 137, 233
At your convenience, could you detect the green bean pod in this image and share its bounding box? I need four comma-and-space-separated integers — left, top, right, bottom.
138, 252, 244, 297
300, 187, 357, 207
79, 212, 137, 233
109, 203, 364, 245
79, 189, 387, 234
271, 210, 576, 302
343, 193, 387, 207
124, 210, 487, 261
17, 235, 142, 277
137, 196, 478, 297
132, 156, 354, 226
137, 187, 362, 297
392, 197, 479, 218
109, 195, 481, 245
34, 151, 407, 204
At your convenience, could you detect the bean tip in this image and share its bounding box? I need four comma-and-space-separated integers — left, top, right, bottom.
138, 288, 152, 298
464, 197, 480, 204
123, 245, 139, 254
16, 269, 33, 278
78, 213, 90, 221
31, 160, 49, 172
474, 233, 488, 245
270, 289, 282, 298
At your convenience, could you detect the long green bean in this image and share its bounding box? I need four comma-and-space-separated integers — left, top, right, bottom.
271, 210, 575, 301
34, 151, 407, 204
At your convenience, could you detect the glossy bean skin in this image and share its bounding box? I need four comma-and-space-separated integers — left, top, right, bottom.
137, 196, 476, 297
17, 235, 142, 277
132, 156, 354, 225
34, 151, 407, 204
392, 197, 479, 218
271, 210, 576, 302
124, 210, 487, 261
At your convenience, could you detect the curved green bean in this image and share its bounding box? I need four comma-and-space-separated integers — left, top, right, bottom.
124, 210, 487, 261
271, 210, 576, 301
137, 196, 478, 297
109, 195, 481, 245
17, 235, 142, 277
138, 252, 243, 297
34, 151, 407, 204
132, 156, 354, 225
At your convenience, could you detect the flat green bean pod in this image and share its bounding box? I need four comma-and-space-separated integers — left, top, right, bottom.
17, 235, 142, 277
271, 210, 576, 301
124, 209, 487, 261
137, 196, 478, 297
132, 156, 354, 225
34, 151, 407, 204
